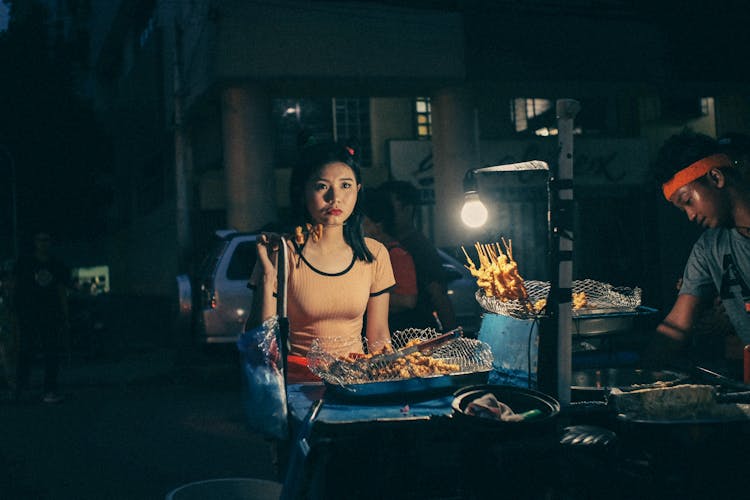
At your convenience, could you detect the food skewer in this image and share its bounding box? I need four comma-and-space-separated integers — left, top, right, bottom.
294, 223, 324, 245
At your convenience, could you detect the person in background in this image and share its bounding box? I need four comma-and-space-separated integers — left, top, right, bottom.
379, 180, 457, 331
360, 187, 421, 332
12, 230, 71, 403
246, 140, 395, 382
649, 130, 750, 374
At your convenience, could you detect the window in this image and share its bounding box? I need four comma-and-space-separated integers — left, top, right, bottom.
511, 97, 611, 135
510, 98, 554, 135
273, 98, 334, 168
333, 98, 371, 167
415, 97, 432, 138
273, 97, 372, 168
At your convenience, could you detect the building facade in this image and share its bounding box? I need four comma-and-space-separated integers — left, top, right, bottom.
31, 0, 750, 311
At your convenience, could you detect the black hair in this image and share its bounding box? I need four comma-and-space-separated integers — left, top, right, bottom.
360, 187, 397, 236
289, 138, 374, 262
379, 180, 420, 207
653, 129, 721, 185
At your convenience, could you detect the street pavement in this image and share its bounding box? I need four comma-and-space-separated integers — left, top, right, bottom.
0, 342, 277, 500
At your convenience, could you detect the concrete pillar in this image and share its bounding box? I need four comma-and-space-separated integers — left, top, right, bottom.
221, 85, 276, 232
430, 86, 478, 246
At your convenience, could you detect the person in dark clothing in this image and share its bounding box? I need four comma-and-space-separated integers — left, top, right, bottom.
12, 231, 71, 403
647, 130, 750, 373
360, 187, 422, 332
379, 180, 457, 331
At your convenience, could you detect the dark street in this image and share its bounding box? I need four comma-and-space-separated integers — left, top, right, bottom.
0, 340, 276, 500
2, 1, 750, 499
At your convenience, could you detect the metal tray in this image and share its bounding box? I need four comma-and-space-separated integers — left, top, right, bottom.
324, 369, 491, 400
572, 306, 657, 336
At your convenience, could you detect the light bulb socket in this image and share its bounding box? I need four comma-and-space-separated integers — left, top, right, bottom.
463, 169, 478, 195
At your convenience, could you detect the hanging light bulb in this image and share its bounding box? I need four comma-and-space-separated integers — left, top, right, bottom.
460, 169, 487, 227
461, 192, 488, 228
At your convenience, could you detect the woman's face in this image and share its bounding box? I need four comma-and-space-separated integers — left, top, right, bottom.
304, 161, 361, 226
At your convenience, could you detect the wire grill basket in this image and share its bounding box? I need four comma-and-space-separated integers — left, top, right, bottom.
308, 328, 493, 386
477, 279, 642, 320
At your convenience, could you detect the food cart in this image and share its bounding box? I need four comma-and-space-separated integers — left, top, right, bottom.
234, 99, 750, 500
276, 358, 750, 499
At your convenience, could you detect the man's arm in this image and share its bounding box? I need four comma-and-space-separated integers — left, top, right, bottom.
644, 293, 703, 367
657, 293, 702, 342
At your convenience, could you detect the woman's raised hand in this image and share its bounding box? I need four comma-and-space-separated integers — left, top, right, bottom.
256, 232, 283, 276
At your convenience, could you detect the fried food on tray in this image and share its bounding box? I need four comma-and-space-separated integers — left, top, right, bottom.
462, 238, 529, 305
334, 338, 460, 381
572, 291, 587, 309
532, 293, 587, 313
533, 298, 547, 313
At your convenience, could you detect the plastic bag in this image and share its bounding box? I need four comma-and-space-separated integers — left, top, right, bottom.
237, 316, 288, 440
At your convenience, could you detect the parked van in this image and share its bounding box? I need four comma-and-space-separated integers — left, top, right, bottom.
177, 230, 480, 344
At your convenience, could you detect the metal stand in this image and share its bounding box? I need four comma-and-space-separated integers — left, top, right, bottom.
539, 99, 580, 405
464, 99, 580, 405
276, 237, 289, 387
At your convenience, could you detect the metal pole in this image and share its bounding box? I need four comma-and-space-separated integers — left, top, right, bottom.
173, 15, 192, 273
553, 98, 580, 406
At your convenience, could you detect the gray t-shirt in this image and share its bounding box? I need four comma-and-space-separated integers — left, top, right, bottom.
680, 228, 750, 343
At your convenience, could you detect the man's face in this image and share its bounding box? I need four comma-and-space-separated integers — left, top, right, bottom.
670, 175, 732, 228
389, 193, 413, 226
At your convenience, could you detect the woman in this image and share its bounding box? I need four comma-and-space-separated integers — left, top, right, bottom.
247, 140, 395, 382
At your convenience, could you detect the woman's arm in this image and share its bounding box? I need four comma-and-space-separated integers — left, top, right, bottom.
364, 292, 391, 353
245, 234, 279, 330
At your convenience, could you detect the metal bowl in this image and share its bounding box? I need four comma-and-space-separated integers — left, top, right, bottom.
451, 384, 560, 434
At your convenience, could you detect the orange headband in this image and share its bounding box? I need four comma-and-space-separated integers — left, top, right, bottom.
662, 153, 732, 200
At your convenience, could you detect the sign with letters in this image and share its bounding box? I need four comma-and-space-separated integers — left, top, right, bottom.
388, 138, 650, 189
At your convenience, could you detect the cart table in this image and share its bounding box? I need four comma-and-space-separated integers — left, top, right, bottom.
283, 383, 560, 500
286, 383, 455, 424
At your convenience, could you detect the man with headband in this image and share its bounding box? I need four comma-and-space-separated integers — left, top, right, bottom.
651, 130, 750, 370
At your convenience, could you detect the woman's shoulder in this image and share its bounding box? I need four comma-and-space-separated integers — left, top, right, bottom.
364, 237, 388, 256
